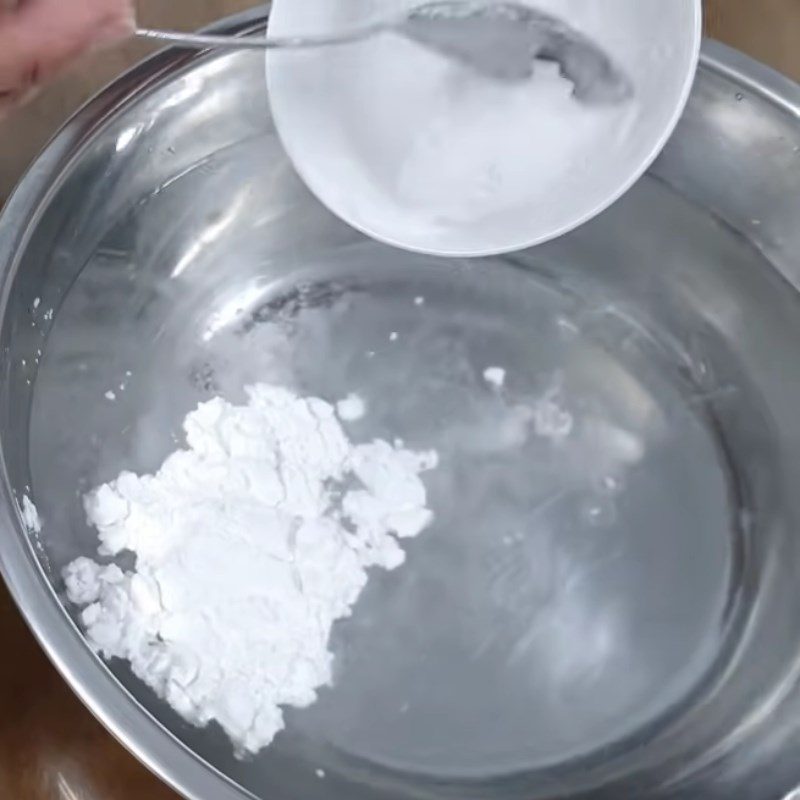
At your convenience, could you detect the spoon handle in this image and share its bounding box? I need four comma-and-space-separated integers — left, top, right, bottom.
135, 25, 387, 51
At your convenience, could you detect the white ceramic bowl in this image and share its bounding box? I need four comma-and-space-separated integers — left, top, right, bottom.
266, 0, 701, 256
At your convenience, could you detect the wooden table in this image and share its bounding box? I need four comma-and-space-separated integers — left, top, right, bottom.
1, 2, 798, 797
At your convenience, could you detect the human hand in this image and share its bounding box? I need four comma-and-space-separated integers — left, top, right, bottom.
0, 0, 135, 116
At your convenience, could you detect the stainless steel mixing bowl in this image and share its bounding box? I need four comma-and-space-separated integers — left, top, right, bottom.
2, 9, 800, 800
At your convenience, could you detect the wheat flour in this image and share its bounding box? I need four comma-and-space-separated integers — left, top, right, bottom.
63, 383, 437, 754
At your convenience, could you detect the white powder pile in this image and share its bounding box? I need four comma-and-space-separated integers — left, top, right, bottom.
335, 392, 367, 421
483, 366, 506, 389
20, 494, 41, 534
63, 384, 437, 754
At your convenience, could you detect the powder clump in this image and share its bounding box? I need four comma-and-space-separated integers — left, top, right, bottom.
63, 384, 437, 754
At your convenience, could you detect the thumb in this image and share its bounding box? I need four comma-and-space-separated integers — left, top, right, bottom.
0, 0, 134, 101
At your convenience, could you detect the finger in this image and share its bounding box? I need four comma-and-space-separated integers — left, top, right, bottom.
0, 0, 134, 94
0, 84, 38, 120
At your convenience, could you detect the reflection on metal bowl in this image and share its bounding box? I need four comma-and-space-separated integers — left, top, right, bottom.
1, 9, 800, 800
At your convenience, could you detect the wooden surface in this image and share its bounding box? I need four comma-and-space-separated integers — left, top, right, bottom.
1, 2, 799, 798
705, 0, 800, 80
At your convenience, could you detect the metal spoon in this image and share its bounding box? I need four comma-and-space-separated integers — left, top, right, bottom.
137, 1, 632, 105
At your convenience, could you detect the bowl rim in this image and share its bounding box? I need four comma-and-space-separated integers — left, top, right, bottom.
0, 12, 799, 799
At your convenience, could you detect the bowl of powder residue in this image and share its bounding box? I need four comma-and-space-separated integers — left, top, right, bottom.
266, 0, 701, 256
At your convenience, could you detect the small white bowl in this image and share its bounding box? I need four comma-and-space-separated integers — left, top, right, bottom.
266, 0, 701, 257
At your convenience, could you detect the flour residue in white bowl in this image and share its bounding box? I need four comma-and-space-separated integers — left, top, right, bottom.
266, 0, 701, 255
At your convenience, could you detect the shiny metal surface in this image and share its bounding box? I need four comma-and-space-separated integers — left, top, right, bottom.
1, 10, 800, 800
134, 23, 388, 49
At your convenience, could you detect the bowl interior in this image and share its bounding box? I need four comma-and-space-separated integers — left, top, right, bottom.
3, 33, 800, 800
